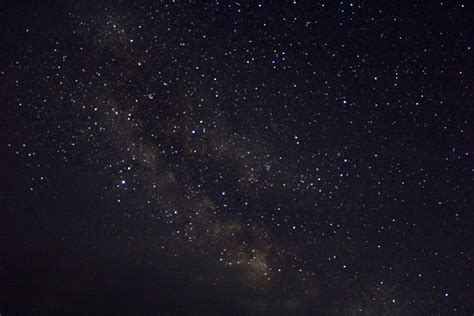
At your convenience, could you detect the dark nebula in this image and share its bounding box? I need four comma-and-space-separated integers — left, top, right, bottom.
1, 1, 472, 315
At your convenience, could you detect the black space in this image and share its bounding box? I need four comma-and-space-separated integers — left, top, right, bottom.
1, 1, 473, 315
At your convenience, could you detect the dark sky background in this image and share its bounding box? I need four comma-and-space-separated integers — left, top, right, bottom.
1, 1, 473, 315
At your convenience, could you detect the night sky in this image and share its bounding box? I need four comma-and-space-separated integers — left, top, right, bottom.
1, 1, 473, 315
